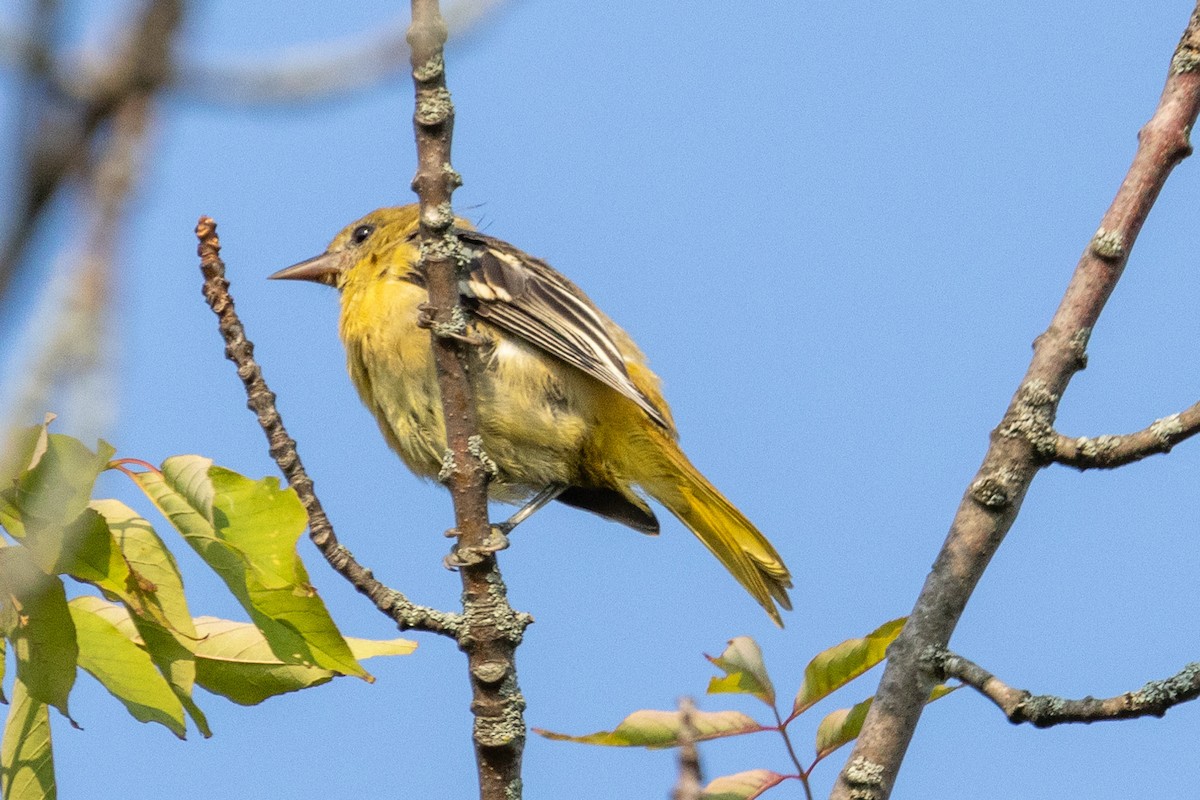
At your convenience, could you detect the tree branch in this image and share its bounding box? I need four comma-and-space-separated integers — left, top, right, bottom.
193, 216, 460, 640
0, 2, 504, 107
672, 697, 703, 800
1053, 400, 1200, 469
408, 2, 530, 799
172, 1, 505, 105
830, 7, 1200, 799
0, 0, 182, 308
928, 647, 1200, 727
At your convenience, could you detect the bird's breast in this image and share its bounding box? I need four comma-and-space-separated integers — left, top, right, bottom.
340, 277, 447, 478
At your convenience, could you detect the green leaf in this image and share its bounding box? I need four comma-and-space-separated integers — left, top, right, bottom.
0, 549, 76, 720
89, 499, 209, 734
67, 598, 186, 738
4, 433, 113, 533
793, 617, 906, 716
0, 679, 55, 800
191, 617, 414, 706
0, 419, 50, 486
133, 457, 365, 679
706, 636, 775, 707
701, 769, 787, 800
85, 499, 195, 637
535, 709, 766, 749
0, 635, 7, 704
814, 683, 959, 762
0, 420, 51, 538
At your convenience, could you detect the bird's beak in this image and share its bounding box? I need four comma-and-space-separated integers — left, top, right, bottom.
268, 251, 347, 287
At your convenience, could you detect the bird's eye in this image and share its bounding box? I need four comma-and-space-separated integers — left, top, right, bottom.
350, 224, 375, 245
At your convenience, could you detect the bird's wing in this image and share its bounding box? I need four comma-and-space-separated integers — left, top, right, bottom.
453, 229, 670, 429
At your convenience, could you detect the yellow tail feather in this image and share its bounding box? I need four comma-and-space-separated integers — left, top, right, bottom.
632, 433, 793, 625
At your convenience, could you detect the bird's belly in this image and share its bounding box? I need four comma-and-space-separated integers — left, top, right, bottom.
472, 336, 594, 500
346, 302, 596, 503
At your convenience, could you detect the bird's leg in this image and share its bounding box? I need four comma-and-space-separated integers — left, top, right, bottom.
417, 302, 486, 346
443, 484, 567, 569
495, 483, 568, 534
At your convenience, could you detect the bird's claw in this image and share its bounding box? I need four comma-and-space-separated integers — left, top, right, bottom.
442, 524, 512, 569
416, 302, 486, 346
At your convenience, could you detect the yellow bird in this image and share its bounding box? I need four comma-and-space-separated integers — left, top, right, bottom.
271, 206, 792, 624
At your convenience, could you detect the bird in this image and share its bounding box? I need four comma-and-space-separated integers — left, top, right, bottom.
270, 205, 793, 624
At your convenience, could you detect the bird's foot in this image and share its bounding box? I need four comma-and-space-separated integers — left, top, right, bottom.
417, 302, 486, 346
442, 524, 512, 569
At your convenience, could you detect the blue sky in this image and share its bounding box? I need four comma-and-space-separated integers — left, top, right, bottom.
2, 1, 1199, 797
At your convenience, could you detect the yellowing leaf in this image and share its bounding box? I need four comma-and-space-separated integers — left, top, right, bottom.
706, 637, 775, 707
701, 769, 787, 800
814, 696, 872, 760
1, 679, 54, 800
536, 709, 765, 749
793, 617, 906, 716
345, 636, 418, 659
814, 683, 959, 762
191, 617, 413, 706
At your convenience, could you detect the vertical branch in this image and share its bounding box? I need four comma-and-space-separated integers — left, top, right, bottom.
671, 698, 703, 800
407, 4, 530, 800
829, 7, 1200, 800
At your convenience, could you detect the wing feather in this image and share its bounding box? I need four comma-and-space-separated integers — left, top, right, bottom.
453, 229, 670, 429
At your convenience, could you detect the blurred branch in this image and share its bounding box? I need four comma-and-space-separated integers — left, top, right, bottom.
193, 217, 461, 640
1053, 400, 1200, 469
831, 6, 1200, 800
0, 0, 59, 306
929, 648, 1200, 726
1, 94, 149, 453
671, 698, 703, 800
175, 0, 505, 105
408, 1, 530, 798
0, 1, 506, 107
1, 0, 184, 457
0, 0, 182, 309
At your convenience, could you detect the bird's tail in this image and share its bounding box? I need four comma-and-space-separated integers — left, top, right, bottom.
632, 432, 793, 626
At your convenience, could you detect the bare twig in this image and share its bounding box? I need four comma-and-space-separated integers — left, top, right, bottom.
928, 648, 1200, 727
408, 2, 530, 798
831, 8, 1200, 800
193, 217, 460, 639
1053, 401, 1200, 469
672, 698, 703, 800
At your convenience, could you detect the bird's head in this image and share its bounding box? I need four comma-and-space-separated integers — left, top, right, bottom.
269, 205, 422, 290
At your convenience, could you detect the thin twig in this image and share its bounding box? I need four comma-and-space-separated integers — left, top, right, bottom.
193, 216, 460, 639
408, 2, 531, 799
1053, 400, 1200, 469
928, 647, 1200, 727
771, 706, 812, 800
831, 7, 1200, 800
672, 698, 703, 800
